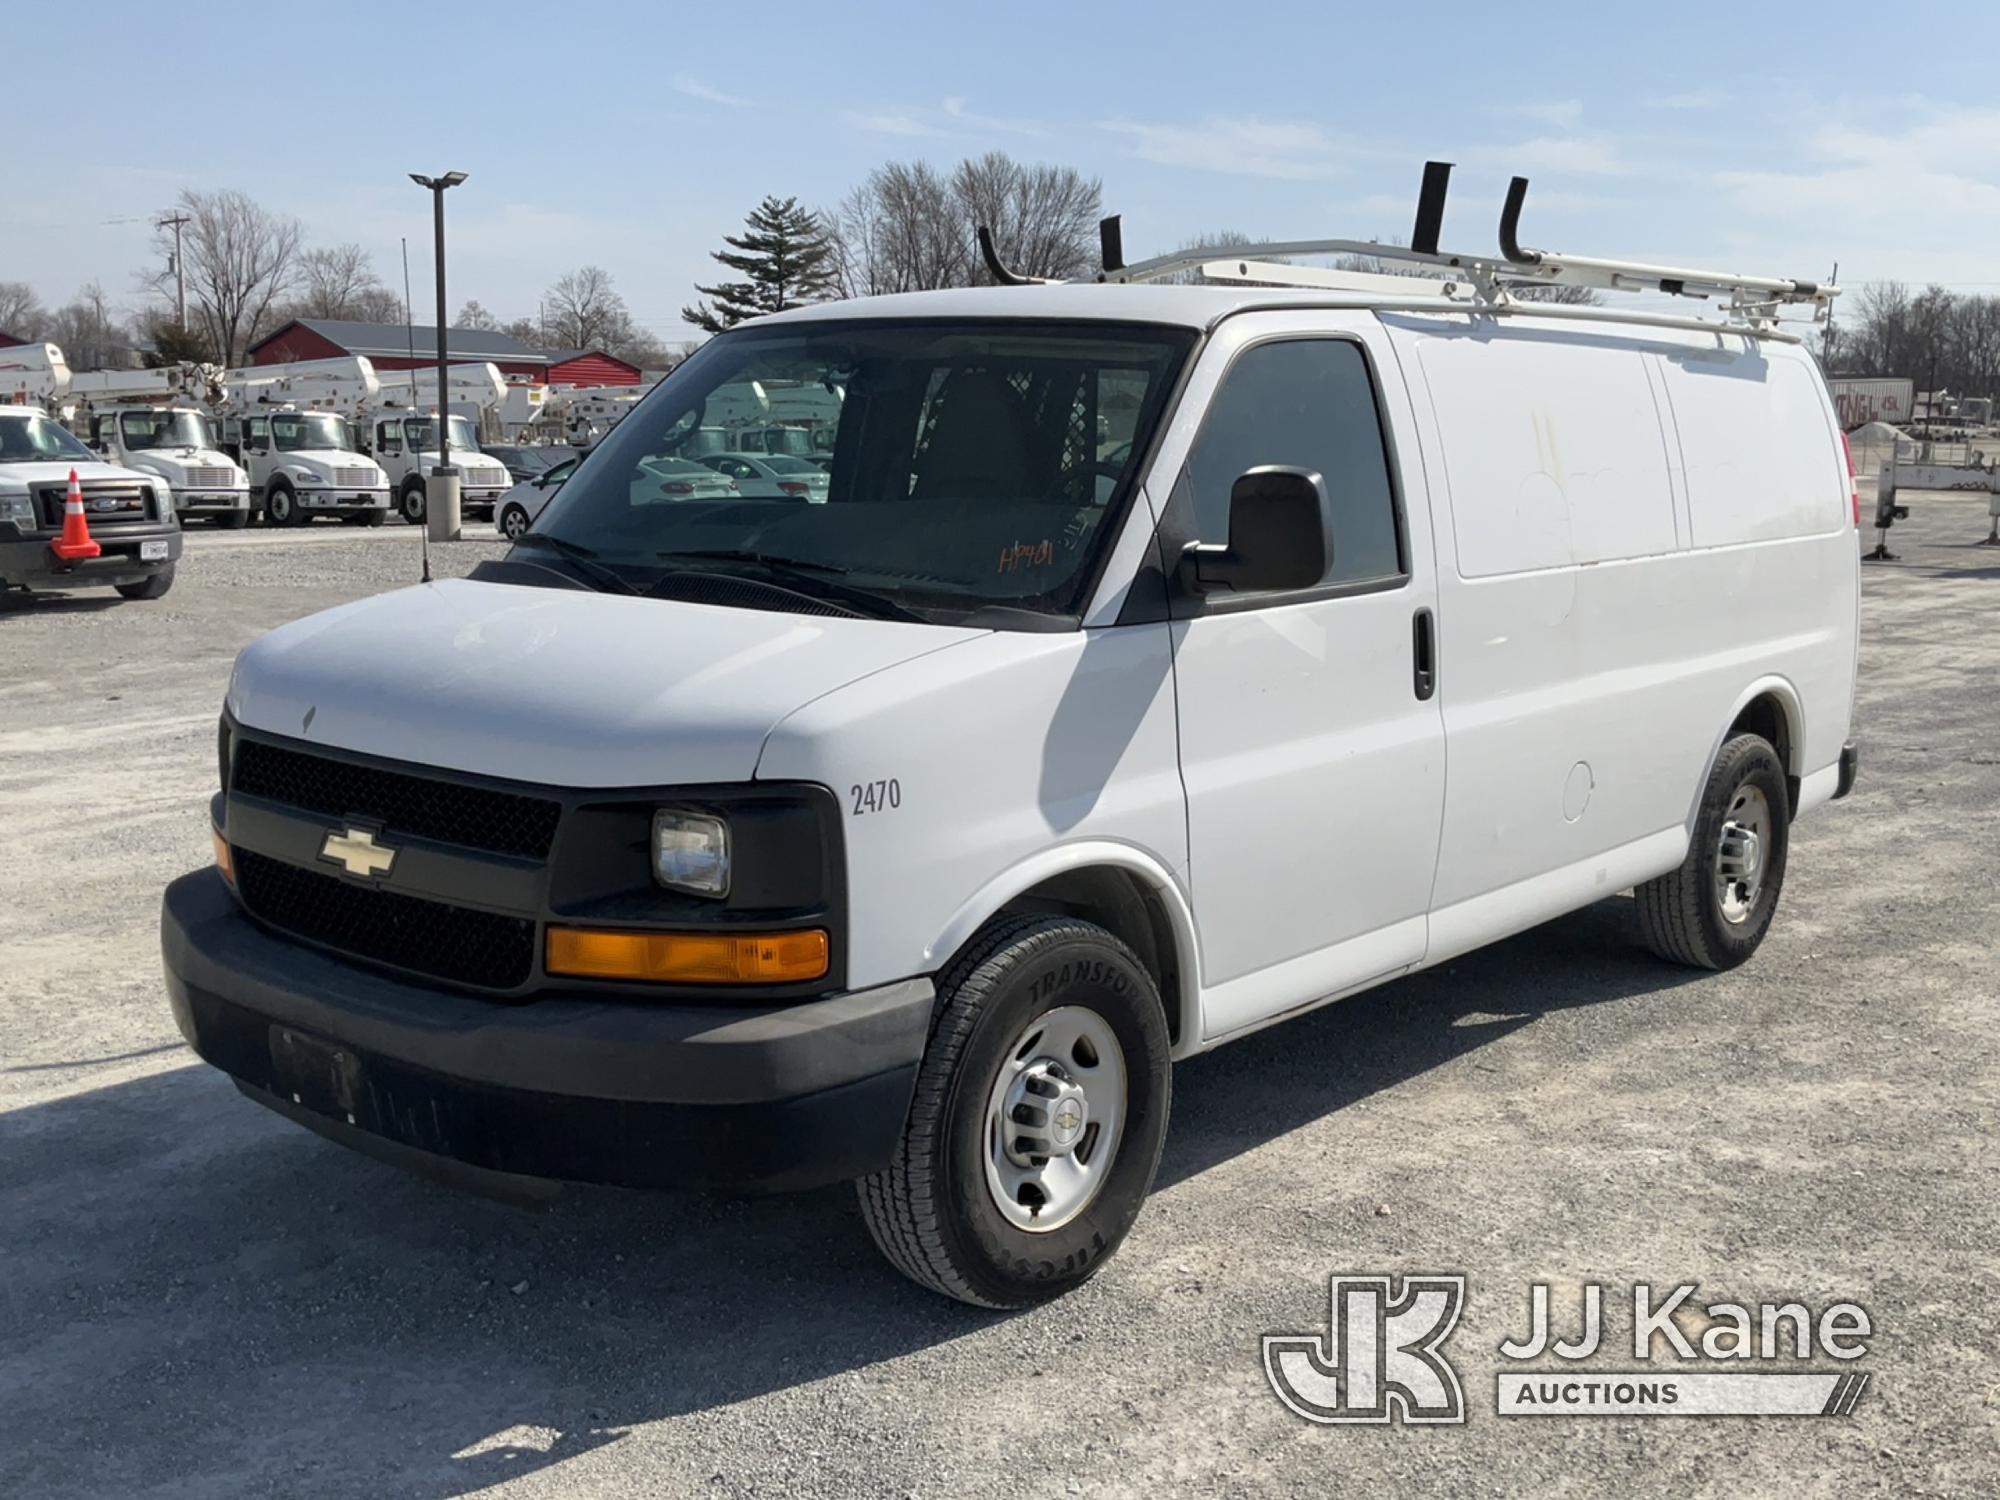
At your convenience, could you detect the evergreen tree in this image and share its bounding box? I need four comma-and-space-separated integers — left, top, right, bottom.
683, 196, 835, 334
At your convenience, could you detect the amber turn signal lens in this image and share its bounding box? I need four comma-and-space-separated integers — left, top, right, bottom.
545, 926, 829, 984
212, 829, 235, 886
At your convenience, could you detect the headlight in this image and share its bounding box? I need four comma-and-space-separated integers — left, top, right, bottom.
652, 810, 730, 896
287, 466, 325, 486
0, 491, 33, 525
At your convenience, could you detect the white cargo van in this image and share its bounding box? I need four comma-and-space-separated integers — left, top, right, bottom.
163, 169, 1859, 1307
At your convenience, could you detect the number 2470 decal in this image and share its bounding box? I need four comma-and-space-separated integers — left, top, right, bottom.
850, 778, 901, 816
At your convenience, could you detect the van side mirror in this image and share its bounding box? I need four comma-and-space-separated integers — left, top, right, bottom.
1180, 466, 1329, 593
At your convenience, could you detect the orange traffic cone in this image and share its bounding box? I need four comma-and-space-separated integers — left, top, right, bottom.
50, 469, 101, 562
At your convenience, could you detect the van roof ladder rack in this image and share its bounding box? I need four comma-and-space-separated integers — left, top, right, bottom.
1078, 161, 1837, 341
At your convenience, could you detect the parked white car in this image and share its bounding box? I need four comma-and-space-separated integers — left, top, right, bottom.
492, 454, 576, 539
166, 191, 1859, 1310
699, 451, 830, 502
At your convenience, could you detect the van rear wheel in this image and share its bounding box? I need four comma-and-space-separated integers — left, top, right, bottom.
856, 914, 1171, 1309
1637, 733, 1790, 970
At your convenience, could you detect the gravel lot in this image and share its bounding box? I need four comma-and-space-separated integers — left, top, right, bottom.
2, 501, 1996, 1498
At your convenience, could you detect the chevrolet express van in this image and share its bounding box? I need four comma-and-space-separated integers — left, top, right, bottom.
163, 209, 1860, 1307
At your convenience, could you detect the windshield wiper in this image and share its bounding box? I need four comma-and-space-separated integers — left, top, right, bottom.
508, 532, 639, 596
652, 549, 928, 622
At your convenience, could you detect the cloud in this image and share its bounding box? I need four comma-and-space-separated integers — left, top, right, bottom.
1505, 99, 1584, 129
1715, 105, 2000, 230
1648, 89, 1726, 111
1097, 116, 1360, 180
941, 97, 1044, 137
842, 108, 947, 138
1469, 134, 1626, 177
671, 74, 748, 108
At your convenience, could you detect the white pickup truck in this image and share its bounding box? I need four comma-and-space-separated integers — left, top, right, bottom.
0, 406, 182, 598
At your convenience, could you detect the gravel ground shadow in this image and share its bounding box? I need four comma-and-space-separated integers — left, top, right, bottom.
0, 893, 1695, 1497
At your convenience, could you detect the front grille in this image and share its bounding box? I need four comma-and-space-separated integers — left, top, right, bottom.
187, 466, 236, 488
335, 467, 377, 488
234, 848, 535, 990
35, 481, 151, 527
232, 739, 561, 859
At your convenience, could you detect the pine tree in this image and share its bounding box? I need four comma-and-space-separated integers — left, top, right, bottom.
682, 196, 835, 334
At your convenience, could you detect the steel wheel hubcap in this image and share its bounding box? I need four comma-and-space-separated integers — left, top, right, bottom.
1716, 784, 1772, 925
983, 1004, 1126, 1233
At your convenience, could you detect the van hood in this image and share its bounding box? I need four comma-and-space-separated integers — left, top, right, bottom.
226, 577, 984, 786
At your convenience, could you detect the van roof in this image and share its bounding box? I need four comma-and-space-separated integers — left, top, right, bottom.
748, 282, 1820, 349
752, 283, 1404, 332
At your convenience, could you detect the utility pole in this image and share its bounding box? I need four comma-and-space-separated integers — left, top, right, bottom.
1821, 261, 1838, 368
156, 211, 191, 326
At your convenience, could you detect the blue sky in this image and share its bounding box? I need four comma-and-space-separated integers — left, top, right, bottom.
9, 0, 2000, 340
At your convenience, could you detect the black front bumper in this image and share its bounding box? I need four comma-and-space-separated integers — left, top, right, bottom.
0, 526, 182, 590
161, 870, 933, 1194
1835, 741, 1858, 800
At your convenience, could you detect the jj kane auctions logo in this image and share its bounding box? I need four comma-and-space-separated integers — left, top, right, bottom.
1265, 1276, 1873, 1423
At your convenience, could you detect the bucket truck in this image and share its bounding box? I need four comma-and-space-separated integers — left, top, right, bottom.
0, 343, 72, 409
212, 358, 392, 526
62, 363, 253, 527
356, 363, 514, 522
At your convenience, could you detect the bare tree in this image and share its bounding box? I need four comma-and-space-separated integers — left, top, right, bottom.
144, 190, 303, 364
543, 266, 627, 349
952, 153, 1100, 283
44, 282, 128, 369
501, 316, 544, 348
824, 152, 1101, 297
294, 244, 385, 320
456, 299, 499, 331
827, 161, 965, 297
0, 281, 44, 339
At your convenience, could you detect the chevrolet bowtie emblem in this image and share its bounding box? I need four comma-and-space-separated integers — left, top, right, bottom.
320, 825, 396, 879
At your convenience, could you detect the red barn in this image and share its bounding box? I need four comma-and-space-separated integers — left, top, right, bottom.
0, 330, 24, 349
542, 349, 644, 387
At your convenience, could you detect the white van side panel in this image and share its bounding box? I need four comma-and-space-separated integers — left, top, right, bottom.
755, 625, 1192, 1006
1385, 316, 1858, 930
1658, 347, 1848, 548
1416, 333, 1680, 578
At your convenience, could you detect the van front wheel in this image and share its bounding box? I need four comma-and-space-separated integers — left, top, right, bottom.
857, 915, 1172, 1309
1638, 733, 1790, 970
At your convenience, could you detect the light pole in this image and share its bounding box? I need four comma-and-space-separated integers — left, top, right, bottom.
409, 170, 466, 542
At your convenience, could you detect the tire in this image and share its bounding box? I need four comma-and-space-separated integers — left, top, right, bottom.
499, 503, 530, 540
218, 508, 251, 530
264, 483, 302, 527
356, 508, 385, 527
857, 914, 1172, 1309
114, 566, 174, 601
1637, 733, 1790, 970
399, 482, 426, 525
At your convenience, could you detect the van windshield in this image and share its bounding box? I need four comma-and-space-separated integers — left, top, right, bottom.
525, 319, 1194, 622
